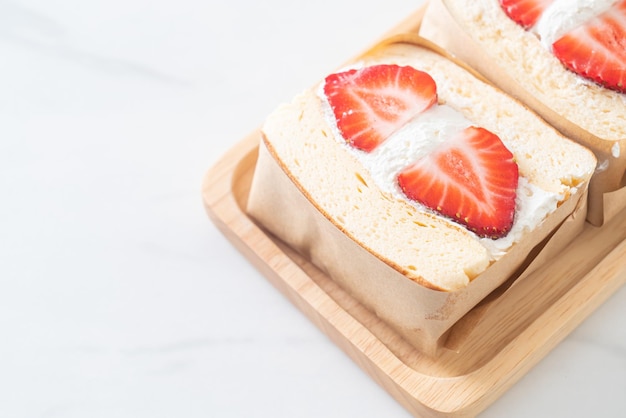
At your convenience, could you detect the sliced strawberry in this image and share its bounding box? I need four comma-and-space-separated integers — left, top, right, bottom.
397, 126, 518, 239
323, 64, 437, 152
499, 0, 554, 29
552, 1, 626, 93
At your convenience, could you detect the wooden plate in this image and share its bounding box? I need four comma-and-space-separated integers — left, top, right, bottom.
202, 130, 626, 417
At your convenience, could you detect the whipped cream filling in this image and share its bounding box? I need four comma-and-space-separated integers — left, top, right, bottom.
532, 0, 618, 49
318, 82, 564, 260
612, 141, 621, 158
529, 0, 626, 101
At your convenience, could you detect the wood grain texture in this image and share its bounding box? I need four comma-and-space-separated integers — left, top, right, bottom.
202, 4, 626, 415
202, 131, 626, 417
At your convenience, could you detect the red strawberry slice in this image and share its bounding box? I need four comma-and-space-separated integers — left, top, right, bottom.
499, 0, 554, 29
323, 64, 437, 152
397, 126, 519, 239
552, 1, 626, 93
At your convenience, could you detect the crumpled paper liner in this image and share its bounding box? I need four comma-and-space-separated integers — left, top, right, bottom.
419, 0, 626, 227
247, 134, 589, 356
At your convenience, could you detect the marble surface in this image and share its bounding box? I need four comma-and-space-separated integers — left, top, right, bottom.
1, 0, 625, 417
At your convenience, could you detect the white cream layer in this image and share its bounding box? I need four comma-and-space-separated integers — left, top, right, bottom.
533, 0, 618, 49
318, 84, 564, 260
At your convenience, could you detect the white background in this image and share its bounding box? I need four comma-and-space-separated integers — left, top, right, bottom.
1, 0, 625, 417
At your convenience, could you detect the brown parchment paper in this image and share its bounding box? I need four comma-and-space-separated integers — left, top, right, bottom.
247, 136, 589, 356
419, 0, 626, 227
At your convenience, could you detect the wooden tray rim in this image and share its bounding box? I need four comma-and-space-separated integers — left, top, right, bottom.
202, 131, 626, 417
